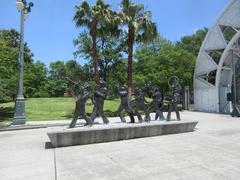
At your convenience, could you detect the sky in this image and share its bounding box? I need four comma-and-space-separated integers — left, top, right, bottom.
0, 0, 229, 66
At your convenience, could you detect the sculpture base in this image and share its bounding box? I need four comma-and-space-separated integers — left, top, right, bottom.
47, 120, 198, 148
12, 118, 25, 125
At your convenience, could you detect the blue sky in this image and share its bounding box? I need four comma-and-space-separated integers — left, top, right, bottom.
0, 0, 229, 66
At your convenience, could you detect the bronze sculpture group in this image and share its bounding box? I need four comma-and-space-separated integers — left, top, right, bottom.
67, 76, 182, 128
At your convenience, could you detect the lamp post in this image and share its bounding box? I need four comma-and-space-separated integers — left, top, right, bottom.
13, 0, 34, 125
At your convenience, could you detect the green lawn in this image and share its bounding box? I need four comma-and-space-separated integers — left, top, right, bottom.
0, 97, 121, 121
0, 97, 181, 122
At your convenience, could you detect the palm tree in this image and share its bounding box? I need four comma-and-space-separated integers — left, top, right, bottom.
73, 0, 112, 86
120, 0, 157, 98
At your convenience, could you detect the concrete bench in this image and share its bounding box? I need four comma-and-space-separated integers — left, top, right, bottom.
47, 120, 198, 148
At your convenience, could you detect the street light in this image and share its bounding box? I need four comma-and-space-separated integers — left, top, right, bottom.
16, 0, 25, 11
13, 0, 34, 125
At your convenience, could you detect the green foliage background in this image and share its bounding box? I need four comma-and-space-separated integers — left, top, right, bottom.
134, 36, 196, 92
0, 27, 207, 102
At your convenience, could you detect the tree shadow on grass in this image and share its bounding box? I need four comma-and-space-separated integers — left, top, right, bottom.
0, 107, 14, 122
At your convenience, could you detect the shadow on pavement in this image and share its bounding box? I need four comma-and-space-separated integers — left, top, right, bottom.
45, 142, 54, 149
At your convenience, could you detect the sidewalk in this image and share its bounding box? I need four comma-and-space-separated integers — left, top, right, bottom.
0, 120, 71, 131
0, 111, 240, 180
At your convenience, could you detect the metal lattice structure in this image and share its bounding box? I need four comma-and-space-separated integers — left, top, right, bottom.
194, 0, 240, 113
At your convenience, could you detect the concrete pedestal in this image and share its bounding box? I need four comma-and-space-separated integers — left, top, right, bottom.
47, 120, 198, 148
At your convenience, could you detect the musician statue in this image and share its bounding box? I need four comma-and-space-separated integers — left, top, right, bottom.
131, 87, 150, 123
148, 87, 165, 120
117, 85, 135, 123
66, 78, 93, 128
90, 79, 109, 124
166, 76, 182, 121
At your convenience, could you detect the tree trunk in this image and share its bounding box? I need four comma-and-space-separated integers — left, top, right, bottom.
127, 27, 134, 100
92, 24, 100, 87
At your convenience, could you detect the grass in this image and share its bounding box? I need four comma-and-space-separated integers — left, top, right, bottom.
0, 97, 182, 122
0, 124, 11, 129
0, 97, 120, 121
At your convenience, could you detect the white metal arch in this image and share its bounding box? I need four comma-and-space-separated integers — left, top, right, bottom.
194, 0, 240, 113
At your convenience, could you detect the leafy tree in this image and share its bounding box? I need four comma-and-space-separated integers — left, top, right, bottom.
43, 79, 67, 97
74, 31, 125, 81
107, 59, 128, 97
81, 63, 95, 82
24, 61, 48, 97
0, 29, 33, 102
120, 0, 157, 97
29, 60, 84, 98
73, 0, 117, 86
49, 61, 66, 80
43, 61, 67, 97
135, 34, 172, 57
0, 29, 33, 63
73, 31, 92, 60
98, 36, 125, 81
176, 28, 208, 56
65, 60, 83, 81
0, 35, 18, 102
134, 38, 196, 93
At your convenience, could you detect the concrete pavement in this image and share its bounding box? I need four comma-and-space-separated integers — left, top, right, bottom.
0, 111, 240, 180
